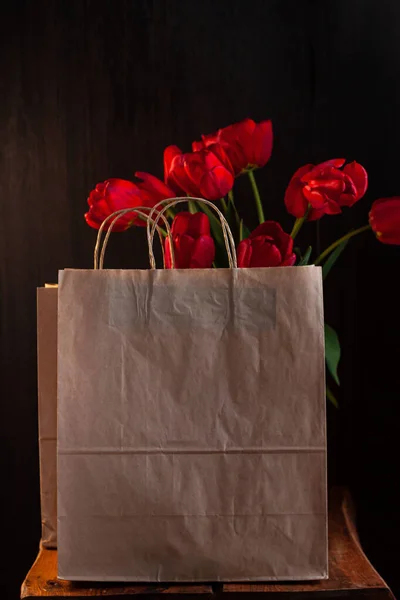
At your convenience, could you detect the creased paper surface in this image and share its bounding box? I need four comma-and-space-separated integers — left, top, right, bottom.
57, 267, 327, 581
37, 287, 58, 547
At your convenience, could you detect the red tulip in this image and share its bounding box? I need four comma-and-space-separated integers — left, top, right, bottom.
369, 197, 400, 245
164, 145, 234, 201
237, 221, 296, 268
284, 159, 368, 221
165, 212, 215, 269
192, 118, 273, 176
85, 173, 175, 231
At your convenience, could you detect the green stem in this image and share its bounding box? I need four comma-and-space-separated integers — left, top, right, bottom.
165, 207, 176, 220
228, 190, 241, 228
290, 217, 306, 239
137, 213, 168, 237
221, 198, 228, 213
247, 170, 265, 224
326, 385, 339, 409
188, 199, 197, 214
290, 205, 311, 239
314, 224, 371, 265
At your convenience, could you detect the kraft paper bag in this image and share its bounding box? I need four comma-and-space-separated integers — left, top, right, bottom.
37, 286, 58, 548
57, 265, 327, 582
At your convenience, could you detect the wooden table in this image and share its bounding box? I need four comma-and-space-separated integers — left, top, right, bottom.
21, 488, 394, 599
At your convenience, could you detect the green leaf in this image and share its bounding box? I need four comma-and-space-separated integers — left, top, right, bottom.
188, 200, 197, 214
325, 323, 341, 386
326, 385, 339, 408
298, 246, 312, 266
239, 220, 251, 241
196, 202, 223, 243
196, 201, 229, 268
293, 246, 302, 262
224, 198, 237, 239
322, 239, 349, 280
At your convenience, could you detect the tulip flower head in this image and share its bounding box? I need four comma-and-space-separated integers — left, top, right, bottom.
285, 159, 368, 221
369, 197, 400, 245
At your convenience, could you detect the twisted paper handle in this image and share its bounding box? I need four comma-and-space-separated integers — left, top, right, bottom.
147, 197, 237, 269
94, 207, 171, 270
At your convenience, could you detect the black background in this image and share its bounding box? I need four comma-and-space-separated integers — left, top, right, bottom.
1, 1, 400, 599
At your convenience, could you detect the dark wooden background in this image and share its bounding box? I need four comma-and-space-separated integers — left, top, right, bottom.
1, 1, 400, 598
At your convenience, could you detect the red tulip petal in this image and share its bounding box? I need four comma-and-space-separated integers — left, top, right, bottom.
249, 238, 282, 267
190, 236, 215, 268
218, 118, 274, 172
310, 167, 347, 183
85, 208, 135, 232
85, 178, 149, 230
192, 132, 219, 153
220, 119, 256, 145
324, 199, 342, 215
369, 197, 400, 221
301, 163, 344, 184
176, 159, 200, 197
105, 179, 139, 207
134, 171, 176, 200
301, 159, 346, 182
284, 184, 309, 217
166, 213, 215, 268
339, 193, 357, 207
282, 252, 297, 266
276, 227, 294, 259
164, 146, 193, 195
318, 158, 346, 169
108, 179, 158, 227
84, 211, 103, 230
307, 178, 346, 193
87, 182, 106, 208
207, 143, 234, 174
174, 234, 196, 268
342, 161, 368, 201
303, 187, 327, 208
218, 119, 256, 173
170, 212, 193, 236
171, 212, 211, 237
166, 138, 235, 200
253, 221, 294, 263
192, 140, 206, 152
222, 144, 249, 175
238, 219, 294, 267
187, 212, 211, 237
179, 150, 212, 197
237, 239, 253, 268
198, 163, 234, 200
164, 145, 181, 177
164, 236, 173, 269
291, 164, 315, 179
284, 164, 313, 217
308, 207, 327, 221
376, 231, 400, 245
250, 120, 273, 167
249, 220, 284, 240
369, 197, 400, 244
202, 132, 219, 144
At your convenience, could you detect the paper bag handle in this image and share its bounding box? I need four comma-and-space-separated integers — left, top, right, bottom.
94, 207, 171, 270
147, 197, 237, 269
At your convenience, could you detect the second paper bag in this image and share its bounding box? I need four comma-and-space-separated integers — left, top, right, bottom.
58, 265, 327, 582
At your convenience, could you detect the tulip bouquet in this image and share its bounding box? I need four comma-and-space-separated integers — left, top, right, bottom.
85, 118, 400, 405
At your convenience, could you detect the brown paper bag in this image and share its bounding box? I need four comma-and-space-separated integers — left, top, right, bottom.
57, 203, 327, 582
37, 286, 58, 548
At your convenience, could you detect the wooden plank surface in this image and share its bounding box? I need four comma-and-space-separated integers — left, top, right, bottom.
222, 488, 394, 598
21, 546, 213, 599
20, 488, 394, 599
